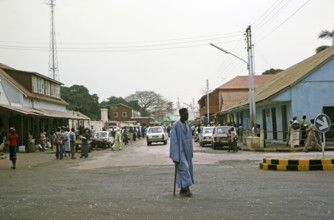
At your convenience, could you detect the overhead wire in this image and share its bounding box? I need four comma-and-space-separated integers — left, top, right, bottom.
254, 0, 312, 44
0, 32, 243, 52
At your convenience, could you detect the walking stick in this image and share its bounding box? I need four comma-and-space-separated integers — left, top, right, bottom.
173, 163, 177, 196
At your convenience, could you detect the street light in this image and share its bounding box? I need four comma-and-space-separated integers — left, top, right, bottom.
210, 43, 256, 129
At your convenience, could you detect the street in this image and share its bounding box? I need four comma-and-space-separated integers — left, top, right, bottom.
1, 139, 334, 220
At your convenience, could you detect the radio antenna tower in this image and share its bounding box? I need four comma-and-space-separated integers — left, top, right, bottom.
47, 0, 59, 80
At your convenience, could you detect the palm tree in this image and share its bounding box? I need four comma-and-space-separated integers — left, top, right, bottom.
315, 29, 334, 53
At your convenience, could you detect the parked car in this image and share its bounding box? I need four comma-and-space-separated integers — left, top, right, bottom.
199, 127, 214, 147
211, 126, 234, 150
91, 130, 115, 149
146, 126, 168, 146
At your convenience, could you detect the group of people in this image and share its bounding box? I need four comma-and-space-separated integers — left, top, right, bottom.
287, 115, 322, 152
50, 126, 92, 160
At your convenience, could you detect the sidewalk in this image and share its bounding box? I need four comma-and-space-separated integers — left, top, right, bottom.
240, 141, 334, 152
0, 149, 59, 170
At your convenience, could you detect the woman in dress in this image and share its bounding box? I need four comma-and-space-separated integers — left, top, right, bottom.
80, 128, 90, 158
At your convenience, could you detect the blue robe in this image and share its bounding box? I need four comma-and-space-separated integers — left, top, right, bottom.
170, 120, 194, 189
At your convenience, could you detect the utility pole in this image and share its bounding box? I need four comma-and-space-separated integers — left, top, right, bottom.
206, 79, 210, 125
47, 0, 59, 80
245, 26, 256, 129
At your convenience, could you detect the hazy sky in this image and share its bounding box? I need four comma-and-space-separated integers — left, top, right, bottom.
0, 0, 333, 109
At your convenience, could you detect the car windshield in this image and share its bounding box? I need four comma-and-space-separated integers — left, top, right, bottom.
96, 132, 107, 138
148, 127, 162, 133
204, 128, 214, 134
216, 127, 230, 134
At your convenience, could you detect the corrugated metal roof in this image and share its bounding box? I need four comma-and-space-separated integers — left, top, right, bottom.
224, 46, 334, 112
218, 75, 274, 89
0, 104, 90, 120
199, 75, 274, 101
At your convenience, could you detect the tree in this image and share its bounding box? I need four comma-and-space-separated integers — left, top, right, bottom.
125, 91, 173, 116
315, 29, 334, 53
61, 85, 100, 120
261, 68, 283, 75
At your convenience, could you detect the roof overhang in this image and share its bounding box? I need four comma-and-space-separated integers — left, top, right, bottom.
0, 104, 90, 120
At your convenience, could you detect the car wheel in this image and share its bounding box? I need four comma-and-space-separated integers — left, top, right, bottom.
213, 142, 216, 150
147, 141, 151, 146
164, 140, 167, 145
200, 141, 203, 147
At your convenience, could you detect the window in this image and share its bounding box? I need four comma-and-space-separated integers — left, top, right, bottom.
54, 84, 60, 98
37, 78, 44, 94
113, 112, 118, 117
45, 81, 50, 96
122, 112, 127, 117
32, 76, 38, 93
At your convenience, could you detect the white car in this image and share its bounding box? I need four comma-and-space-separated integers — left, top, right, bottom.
146, 126, 168, 146
199, 127, 214, 147
91, 130, 115, 148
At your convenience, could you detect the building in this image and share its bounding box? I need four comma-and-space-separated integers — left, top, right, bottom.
109, 104, 136, 122
222, 46, 334, 143
198, 75, 273, 125
0, 63, 90, 147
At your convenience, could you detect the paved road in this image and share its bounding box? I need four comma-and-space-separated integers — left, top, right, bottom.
1, 139, 334, 220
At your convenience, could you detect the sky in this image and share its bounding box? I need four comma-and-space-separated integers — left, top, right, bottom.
0, 0, 333, 110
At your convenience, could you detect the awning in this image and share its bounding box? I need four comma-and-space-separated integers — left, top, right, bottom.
0, 104, 90, 120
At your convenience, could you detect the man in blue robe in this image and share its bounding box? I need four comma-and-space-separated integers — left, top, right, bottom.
170, 108, 194, 197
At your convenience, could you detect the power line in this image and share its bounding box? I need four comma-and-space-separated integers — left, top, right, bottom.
0, 31, 242, 47
255, 0, 312, 44
0, 38, 243, 52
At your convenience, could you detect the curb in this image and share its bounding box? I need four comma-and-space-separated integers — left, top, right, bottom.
243, 148, 303, 152
260, 158, 334, 171
242, 147, 334, 152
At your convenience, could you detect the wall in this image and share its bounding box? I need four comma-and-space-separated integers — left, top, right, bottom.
109, 105, 132, 121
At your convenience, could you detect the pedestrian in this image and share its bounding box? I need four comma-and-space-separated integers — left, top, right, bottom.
300, 115, 308, 146
289, 116, 300, 148
170, 108, 194, 197
132, 127, 137, 141
238, 124, 243, 141
55, 127, 64, 159
2, 131, 8, 152
70, 128, 77, 159
7, 127, 18, 169
112, 127, 122, 151
122, 127, 128, 145
63, 127, 71, 157
80, 128, 90, 158
141, 126, 146, 138
39, 130, 46, 151
303, 119, 322, 152
231, 127, 238, 152
227, 129, 232, 152
129, 127, 133, 142
90, 126, 96, 138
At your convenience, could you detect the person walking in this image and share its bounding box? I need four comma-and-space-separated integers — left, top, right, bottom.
289, 116, 300, 148
231, 127, 238, 152
300, 115, 308, 146
70, 128, 76, 159
55, 127, 64, 159
63, 127, 71, 157
7, 127, 18, 169
112, 127, 122, 151
170, 108, 194, 197
80, 128, 90, 158
303, 119, 322, 152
